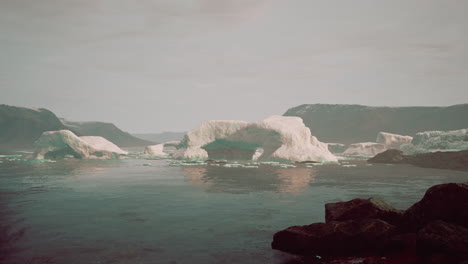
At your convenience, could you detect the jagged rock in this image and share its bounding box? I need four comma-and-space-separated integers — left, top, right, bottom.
271, 219, 399, 256
417, 221, 468, 262
403, 183, 468, 230
325, 197, 403, 226
368, 149, 406, 164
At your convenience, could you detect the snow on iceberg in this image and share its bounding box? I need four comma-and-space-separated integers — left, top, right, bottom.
400, 128, 468, 154
376, 132, 412, 149
173, 116, 337, 162
33, 130, 127, 159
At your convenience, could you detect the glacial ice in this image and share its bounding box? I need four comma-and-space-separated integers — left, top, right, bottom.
144, 143, 168, 157
376, 132, 413, 149
339, 132, 412, 156
342, 142, 387, 156
172, 116, 337, 162
400, 128, 468, 154
33, 130, 127, 159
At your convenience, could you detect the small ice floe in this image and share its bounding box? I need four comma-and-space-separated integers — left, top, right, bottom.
260, 161, 280, 165
342, 164, 357, 168
279, 164, 296, 168
242, 165, 259, 169
222, 163, 244, 168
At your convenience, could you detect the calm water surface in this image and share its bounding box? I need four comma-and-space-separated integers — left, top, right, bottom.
0, 157, 467, 264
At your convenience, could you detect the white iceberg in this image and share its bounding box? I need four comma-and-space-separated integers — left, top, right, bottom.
342, 142, 387, 156
173, 116, 337, 162
33, 130, 127, 159
144, 143, 168, 157
400, 128, 468, 154
376, 132, 413, 149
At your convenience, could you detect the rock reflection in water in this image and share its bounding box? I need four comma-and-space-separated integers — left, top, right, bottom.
180, 165, 317, 194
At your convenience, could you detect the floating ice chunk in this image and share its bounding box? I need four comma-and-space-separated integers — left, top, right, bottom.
400, 128, 468, 154
33, 130, 127, 159
376, 132, 412, 149
172, 116, 337, 162
144, 144, 168, 157
343, 142, 387, 156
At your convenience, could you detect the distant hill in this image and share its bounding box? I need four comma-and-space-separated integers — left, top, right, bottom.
132, 132, 186, 143
0, 105, 66, 150
63, 120, 155, 148
284, 104, 468, 144
0, 104, 155, 150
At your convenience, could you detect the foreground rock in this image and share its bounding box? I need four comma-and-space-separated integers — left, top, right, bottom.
417, 220, 468, 262
272, 182, 468, 264
325, 197, 403, 226
272, 219, 399, 256
33, 130, 127, 159
368, 149, 468, 171
404, 182, 468, 230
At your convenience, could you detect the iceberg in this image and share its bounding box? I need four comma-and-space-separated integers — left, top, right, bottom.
144, 143, 168, 157
376, 132, 412, 149
33, 130, 127, 159
340, 132, 412, 156
342, 142, 387, 156
173, 116, 337, 162
400, 128, 468, 154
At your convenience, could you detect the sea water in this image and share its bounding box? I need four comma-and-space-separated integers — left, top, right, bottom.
1, 157, 467, 264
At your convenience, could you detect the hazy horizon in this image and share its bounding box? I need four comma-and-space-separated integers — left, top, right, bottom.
2, 0, 468, 133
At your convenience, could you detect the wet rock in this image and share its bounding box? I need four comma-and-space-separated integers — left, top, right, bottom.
405, 150, 468, 171
272, 219, 399, 256
367, 149, 406, 164
403, 182, 468, 230
368, 149, 468, 171
417, 221, 468, 262
325, 197, 403, 226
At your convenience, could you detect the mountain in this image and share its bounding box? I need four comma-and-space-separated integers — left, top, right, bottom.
283, 104, 468, 144
62, 120, 154, 148
0, 104, 154, 151
132, 132, 186, 143
0, 105, 66, 150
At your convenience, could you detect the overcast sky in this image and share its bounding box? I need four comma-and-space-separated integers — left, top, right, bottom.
1, 0, 468, 133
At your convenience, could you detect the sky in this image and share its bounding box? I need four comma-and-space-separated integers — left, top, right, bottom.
1, 0, 468, 133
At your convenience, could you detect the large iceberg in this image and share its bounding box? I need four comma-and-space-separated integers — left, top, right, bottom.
33, 130, 128, 159
173, 116, 337, 162
376, 132, 412, 149
400, 128, 468, 154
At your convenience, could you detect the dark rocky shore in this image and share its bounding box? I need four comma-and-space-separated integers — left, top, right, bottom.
272, 182, 468, 264
368, 149, 468, 171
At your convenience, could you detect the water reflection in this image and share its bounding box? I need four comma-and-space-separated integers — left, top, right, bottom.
181, 165, 317, 194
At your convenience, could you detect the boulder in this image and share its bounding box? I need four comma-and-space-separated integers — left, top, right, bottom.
271, 219, 399, 256
403, 183, 468, 230
368, 149, 406, 164
325, 197, 403, 226
417, 221, 468, 262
